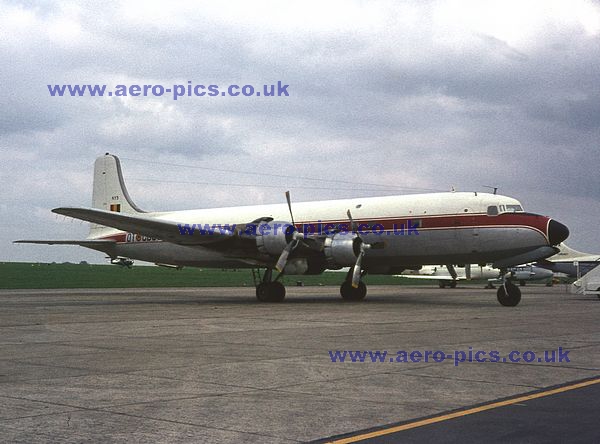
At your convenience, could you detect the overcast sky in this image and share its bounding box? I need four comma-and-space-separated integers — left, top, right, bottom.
2, 0, 599, 264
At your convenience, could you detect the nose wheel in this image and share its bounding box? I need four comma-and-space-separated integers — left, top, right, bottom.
340, 280, 367, 301
497, 280, 521, 306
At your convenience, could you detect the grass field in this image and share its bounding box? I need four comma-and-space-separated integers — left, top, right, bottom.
0, 262, 437, 289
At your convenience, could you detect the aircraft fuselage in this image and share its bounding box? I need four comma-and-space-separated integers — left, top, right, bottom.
96, 192, 565, 272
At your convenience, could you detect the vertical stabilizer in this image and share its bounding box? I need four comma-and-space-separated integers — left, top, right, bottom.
89, 154, 144, 238
552, 243, 591, 260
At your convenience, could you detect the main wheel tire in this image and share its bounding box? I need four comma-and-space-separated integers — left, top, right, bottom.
256, 282, 286, 302
269, 281, 286, 302
256, 282, 270, 302
497, 282, 522, 306
340, 281, 367, 301
438, 281, 446, 289
449, 280, 457, 288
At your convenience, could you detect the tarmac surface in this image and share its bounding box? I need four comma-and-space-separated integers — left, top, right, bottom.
0, 285, 598, 443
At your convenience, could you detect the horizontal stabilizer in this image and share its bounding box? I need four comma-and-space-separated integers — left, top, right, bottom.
52, 207, 233, 245
14, 240, 115, 246
14, 239, 117, 255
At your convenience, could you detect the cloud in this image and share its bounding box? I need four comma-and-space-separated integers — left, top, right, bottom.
2, 0, 600, 263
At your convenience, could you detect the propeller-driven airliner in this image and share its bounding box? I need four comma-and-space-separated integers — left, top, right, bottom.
16, 154, 569, 306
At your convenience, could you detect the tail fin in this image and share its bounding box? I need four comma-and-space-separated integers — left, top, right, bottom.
553, 243, 590, 259
89, 154, 144, 238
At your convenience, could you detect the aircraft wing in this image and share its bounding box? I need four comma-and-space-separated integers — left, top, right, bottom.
51, 207, 234, 246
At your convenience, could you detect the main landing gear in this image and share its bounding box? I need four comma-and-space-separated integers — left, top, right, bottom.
253, 267, 369, 302
496, 279, 522, 307
254, 268, 286, 302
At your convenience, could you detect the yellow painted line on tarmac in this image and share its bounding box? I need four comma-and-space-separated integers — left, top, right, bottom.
328, 377, 600, 444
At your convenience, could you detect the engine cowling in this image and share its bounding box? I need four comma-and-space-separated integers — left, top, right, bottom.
255, 220, 296, 256
323, 233, 361, 269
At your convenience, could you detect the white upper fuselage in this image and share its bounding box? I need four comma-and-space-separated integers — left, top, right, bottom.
97, 192, 525, 235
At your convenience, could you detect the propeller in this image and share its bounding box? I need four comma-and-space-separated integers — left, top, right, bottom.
275, 191, 303, 272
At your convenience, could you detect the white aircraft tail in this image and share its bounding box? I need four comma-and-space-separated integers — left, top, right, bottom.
552, 243, 590, 260
89, 154, 144, 238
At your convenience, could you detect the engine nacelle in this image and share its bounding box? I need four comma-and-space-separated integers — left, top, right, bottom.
255, 220, 295, 257
324, 233, 360, 268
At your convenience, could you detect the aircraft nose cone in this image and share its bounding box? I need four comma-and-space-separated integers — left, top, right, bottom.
548, 219, 569, 245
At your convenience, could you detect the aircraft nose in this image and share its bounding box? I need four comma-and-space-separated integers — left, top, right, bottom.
548, 219, 569, 245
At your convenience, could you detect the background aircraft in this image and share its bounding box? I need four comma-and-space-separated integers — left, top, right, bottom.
395, 264, 553, 288
16, 154, 569, 306
535, 243, 600, 278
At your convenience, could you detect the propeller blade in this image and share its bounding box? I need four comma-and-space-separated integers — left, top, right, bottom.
275, 248, 290, 273
346, 209, 358, 235
285, 191, 295, 226
275, 239, 299, 272
352, 250, 364, 288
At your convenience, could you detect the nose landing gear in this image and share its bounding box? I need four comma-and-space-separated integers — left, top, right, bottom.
497, 279, 522, 306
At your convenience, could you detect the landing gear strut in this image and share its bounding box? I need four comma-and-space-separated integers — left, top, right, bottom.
254, 268, 286, 302
497, 279, 521, 306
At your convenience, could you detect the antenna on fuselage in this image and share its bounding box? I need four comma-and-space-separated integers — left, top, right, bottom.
482, 185, 498, 195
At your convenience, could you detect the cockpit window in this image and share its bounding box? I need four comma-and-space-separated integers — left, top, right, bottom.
490, 204, 524, 215
505, 204, 523, 212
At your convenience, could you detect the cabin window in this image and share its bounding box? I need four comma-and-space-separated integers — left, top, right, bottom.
487, 205, 498, 216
